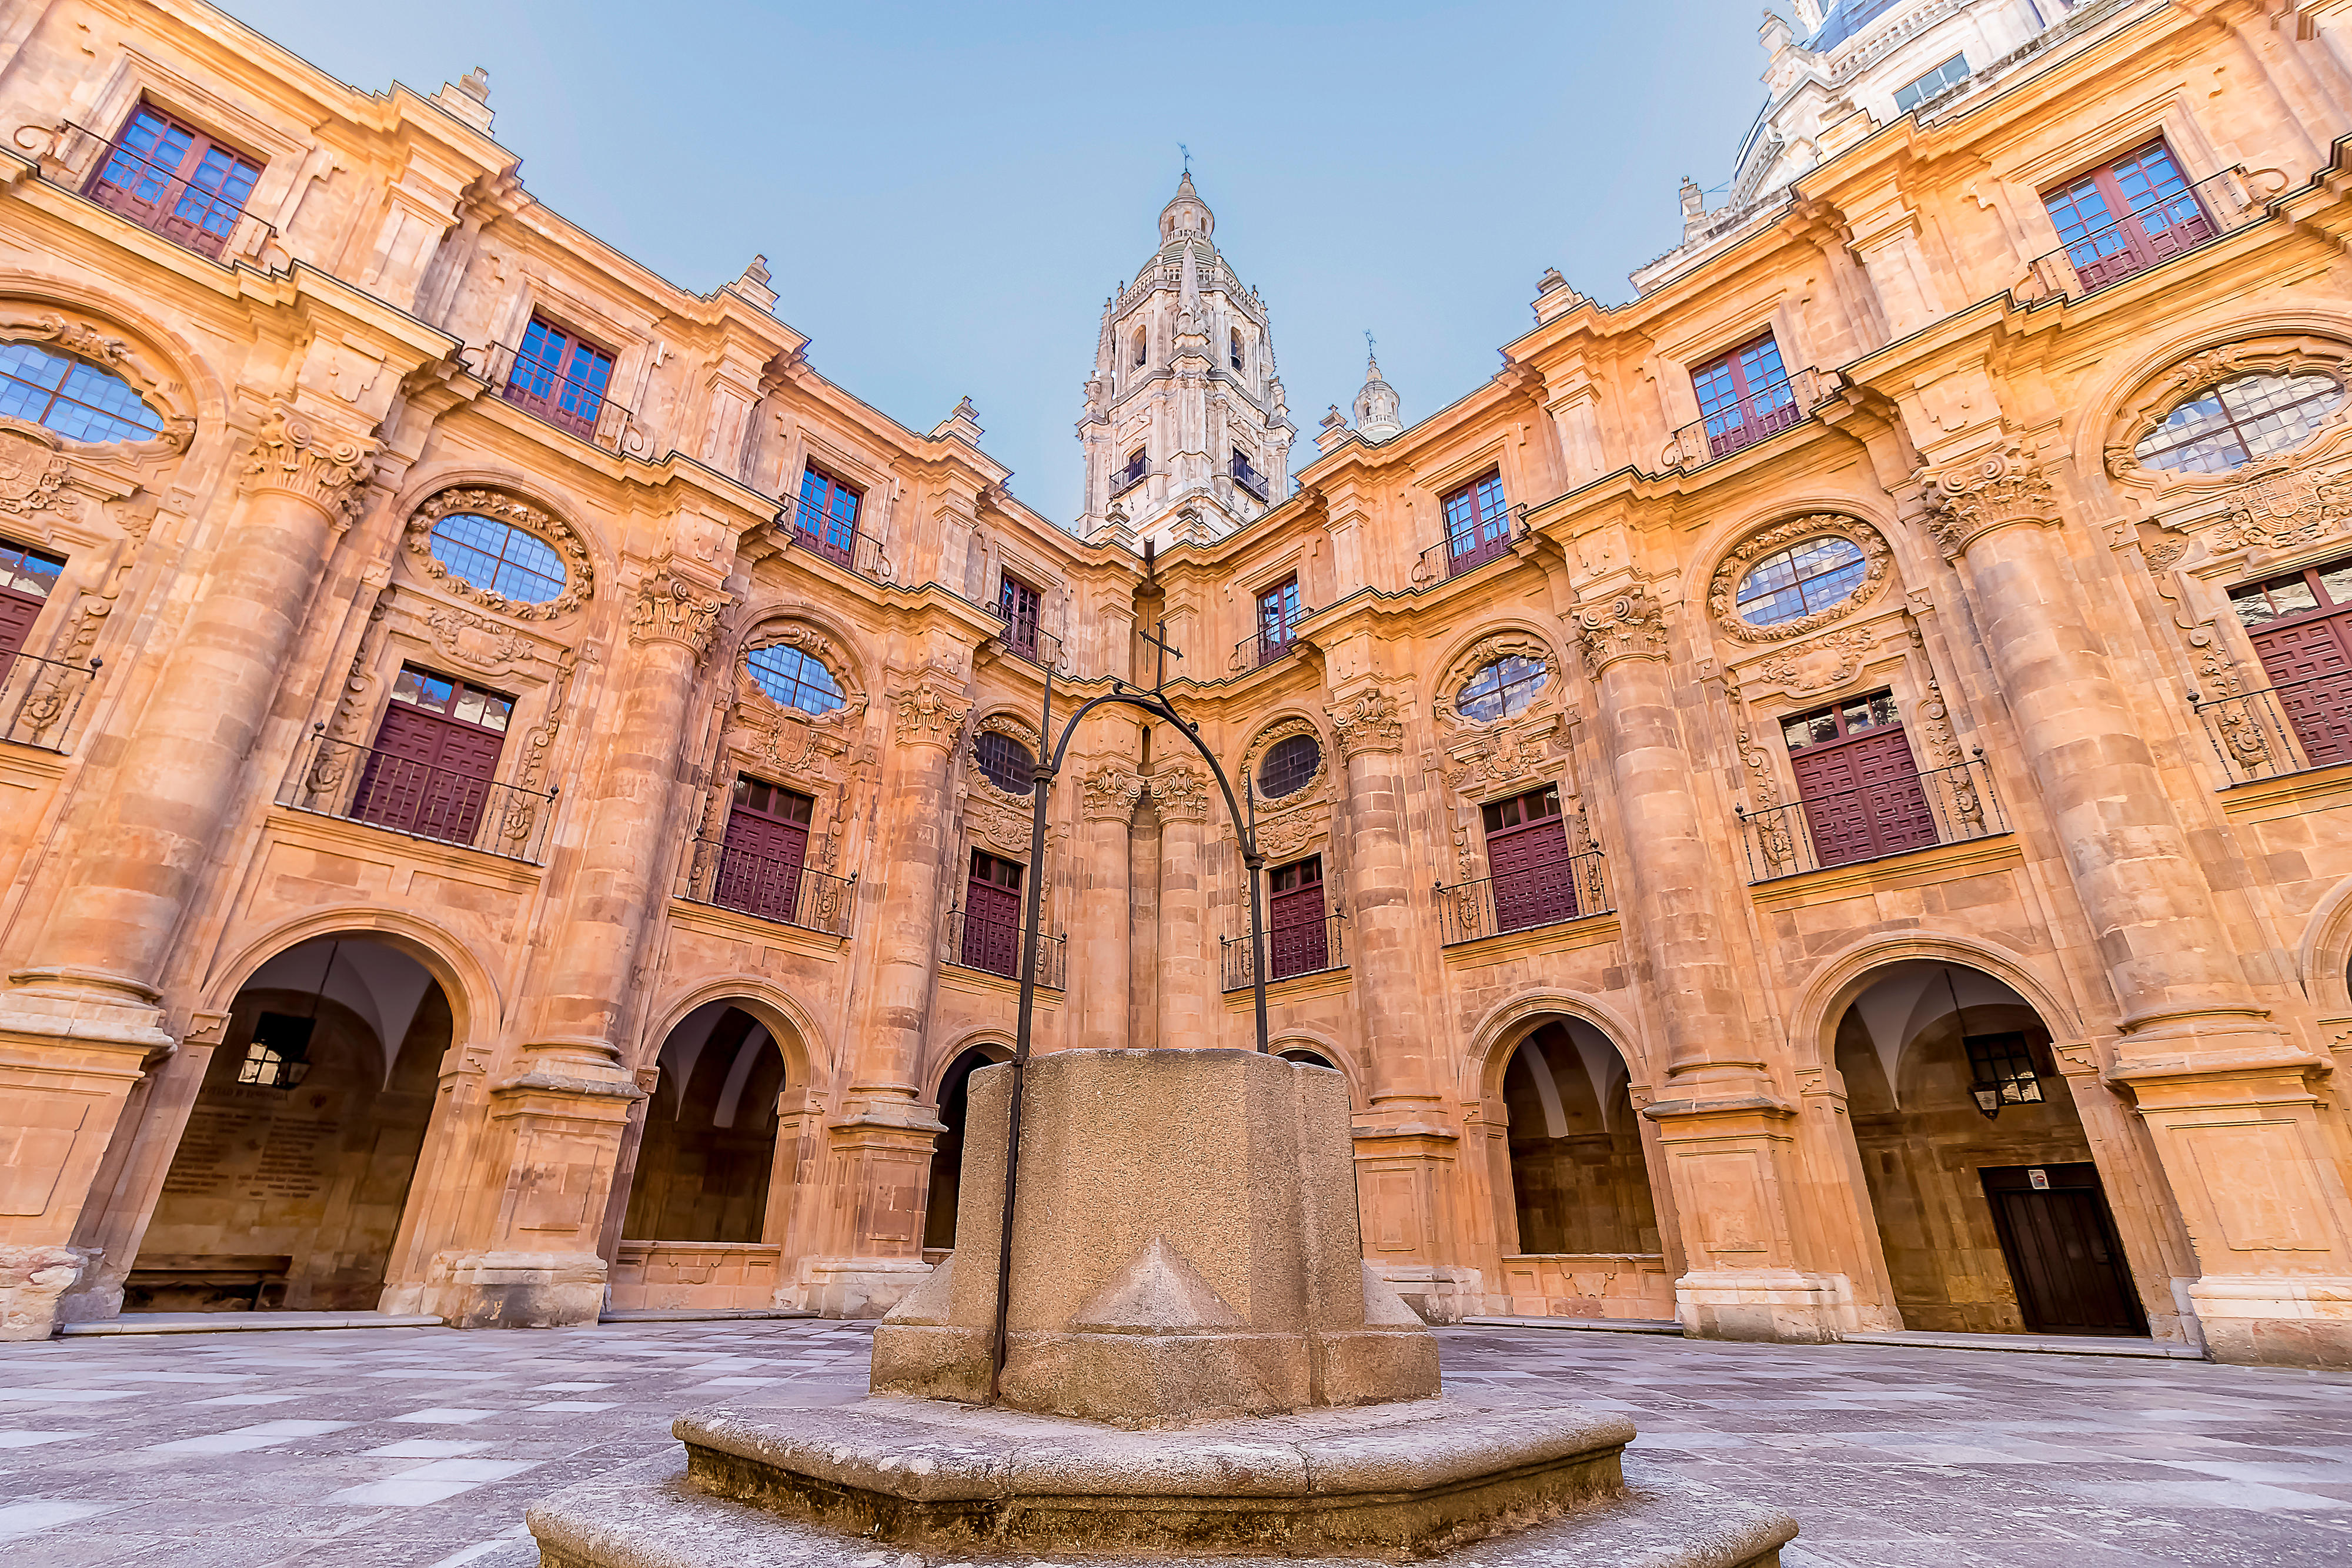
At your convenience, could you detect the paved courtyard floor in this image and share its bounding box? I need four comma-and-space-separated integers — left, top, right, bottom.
0, 1317, 2346, 1567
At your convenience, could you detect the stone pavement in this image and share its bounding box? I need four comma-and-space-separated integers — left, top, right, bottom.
0, 1316, 2343, 1567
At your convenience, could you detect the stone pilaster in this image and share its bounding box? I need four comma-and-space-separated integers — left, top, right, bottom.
1151, 763, 1212, 1048
1077, 762, 1142, 1050
1922, 443, 2352, 1368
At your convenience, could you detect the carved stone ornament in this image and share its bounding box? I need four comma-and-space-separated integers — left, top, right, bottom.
0, 423, 74, 518
425, 606, 537, 677
967, 711, 1044, 806
1918, 442, 2057, 559
1324, 685, 1405, 759
1243, 715, 1331, 809
1568, 580, 1668, 671
1149, 762, 1210, 821
627, 563, 728, 658
1750, 625, 1879, 697
2103, 336, 2352, 493
736, 620, 867, 724
893, 680, 973, 750
963, 793, 1036, 857
1079, 763, 1147, 821
239, 402, 376, 522
1708, 516, 1893, 643
1255, 805, 1326, 862
406, 487, 594, 619
0, 313, 193, 452
2206, 460, 2352, 555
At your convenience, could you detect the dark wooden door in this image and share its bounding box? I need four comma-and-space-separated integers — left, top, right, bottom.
1793, 727, 1936, 867
0, 583, 42, 683
1268, 856, 1328, 979
961, 851, 1023, 978
1485, 785, 1578, 932
356, 674, 509, 846
1980, 1164, 2146, 1335
717, 779, 812, 923
2250, 615, 2352, 767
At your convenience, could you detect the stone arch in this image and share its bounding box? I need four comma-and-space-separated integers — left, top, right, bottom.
0, 275, 218, 440
1788, 931, 2086, 1072
2296, 872, 2352, 1019
200, 905, 502, 1051
636, 974, 828, 1112
2083, 315, 2352, 493
922, 1032, 1015, 1251
623, 997, 795, 1259
920, 1026, 1015, 1103
1461, 987, 1655, 1098
396, 479, 599, 620
1269, 1025, 1359, 1100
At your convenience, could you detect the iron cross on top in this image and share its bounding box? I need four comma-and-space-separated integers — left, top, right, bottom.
1138, 618, 1183, 692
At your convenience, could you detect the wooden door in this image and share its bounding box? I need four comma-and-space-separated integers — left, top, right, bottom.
797, 468, 861, 567
85, 105, 260, 258
1485, 785, 1578, 933
961, 851, 1023, 978
717, 778, 812, 923
355, 671, 509, 846
1980, 1164, 2146, 1335
0, 583, 42, 684
1268, 856, 1328, 979
1791, 724, 1936, 867
2250, 614, 2352, 767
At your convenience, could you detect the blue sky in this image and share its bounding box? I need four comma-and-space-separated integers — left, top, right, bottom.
219, 1, 1770, 526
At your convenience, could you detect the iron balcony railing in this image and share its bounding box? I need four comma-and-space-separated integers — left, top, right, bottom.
1228, 459, 1271, 503
0, 650, 100, 754
280, 727, 557, 864
1234, 614, 1311, 672
477, 340, 645, 455
779, 494, 892, 584
1664, 366, 1827, 468
1416, 514, 1527, 584
1436, 851, 1613, 945
56, 120, 277, 262
943, 908, 1066, 989
678, 837, 856, 937
992, 609, 1064, 671
1734, 755, 2006, 882
2025, 167, 2263, 301
1221, 912, 1348, 991
2191, 673, 2352, 784
1111, 459, 1152, 497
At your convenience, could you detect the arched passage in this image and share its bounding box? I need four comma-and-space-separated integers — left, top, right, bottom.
1836, 961, 2146, 1336
1493, 1017, 1672, 1320
924, 1042, 1011, 1253
134, 937, 445, 1312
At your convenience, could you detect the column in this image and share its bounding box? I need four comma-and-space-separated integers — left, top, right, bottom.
1075, 763, 1140, 1049
1152, 763, 1212, 1048
410, 555, 726, 1328
1923, 445, 2352, 1369
0, 404, 373, 1339
1325, 680, 1471, 1322
1571, 576, 1861, 1342
800, 673, 967, 1317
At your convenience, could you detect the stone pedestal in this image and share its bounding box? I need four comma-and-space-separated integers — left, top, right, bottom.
871, 1047, 1441, 1423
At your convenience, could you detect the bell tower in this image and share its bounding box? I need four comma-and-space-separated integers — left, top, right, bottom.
1078, 174, 1294, 551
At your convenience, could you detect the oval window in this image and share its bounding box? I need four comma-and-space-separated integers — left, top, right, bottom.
1258, 733, 1322, 798
2136, 371, 2348, 475
1735, 536, 1866, 626
0, 341, 165, 443
976, 731, 1034, 794
1457, 656, 1549, 723
745, 643, 844, 716
427, 513, 567, 604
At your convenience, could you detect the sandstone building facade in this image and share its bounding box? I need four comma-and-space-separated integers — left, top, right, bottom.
2, 0, 2351, 1369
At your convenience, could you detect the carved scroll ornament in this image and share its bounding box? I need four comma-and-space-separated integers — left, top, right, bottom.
1149, 761, 1210, 821
406, 487, 594, 619
240, 402, 376, 521
1324, 685, 1405, 759
1568, 580, 1667, 671
0, 425, 74, 519
893, 680, 972, 750
627, 564, 728, 658
1079, 763, 1146, 821
1708, 515, 1892, 643
1918, 443, 2057, 559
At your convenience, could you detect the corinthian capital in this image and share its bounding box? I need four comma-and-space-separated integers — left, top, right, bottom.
239, 402, 376, 521
1148, 762, 1211, 821
626, 560, 730, 658
1324, 684, 1406, 759
1918, 442, 2059, 560
1080, 763, 1147, 821
891, 680, 973, 750
1569, 579, 1668, 673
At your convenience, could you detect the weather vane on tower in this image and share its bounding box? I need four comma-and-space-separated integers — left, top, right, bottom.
1179, 142, 1191, 175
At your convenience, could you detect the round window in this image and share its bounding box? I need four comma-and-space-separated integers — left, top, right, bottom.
975, 731, 1034, 794
1457, 656, 1549, 723
744, 643, 844, 716
0, 340, 165, 443
1735, 536, 1866, 626
1258, 733, 1322, 798
427, 513, 568, 603
2136, 371, 2348, 475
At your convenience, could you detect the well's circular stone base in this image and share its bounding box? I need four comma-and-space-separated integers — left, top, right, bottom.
560, 1394, 1722, 1560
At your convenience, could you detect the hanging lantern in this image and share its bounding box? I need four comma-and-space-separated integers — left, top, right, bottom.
235, 941, 338, 1091
1943, 965, 2042, 1121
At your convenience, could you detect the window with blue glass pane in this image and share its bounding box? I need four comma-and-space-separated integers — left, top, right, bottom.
797, 466, 861, 554
1736, 536, 1868, 626
1893, 54, 1968, 114
746, 643, 846, 716
1458, 655, 1549, 723
2136, 372, 2346, 475
0, 342, 166, 443
427, 513, 568, 603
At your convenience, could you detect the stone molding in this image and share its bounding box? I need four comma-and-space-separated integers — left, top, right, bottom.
892, 680, 972, 751
406, 487, 594, 620
1148, 761, 1210, 821
0, 424, 76, 521
2104, 335, 2352, 494
238, 402, 376, 522
1325, 684, 1406, 759
1244, 715, 1331, 808
1568, 579, 1668, 672
1435, 630, 1559, 720
1078, 763, 1146, 821
626, 561, 729, 658
1917, 443, 2057, 559
736, 620, 867, 724
1706, 515, 1893, 643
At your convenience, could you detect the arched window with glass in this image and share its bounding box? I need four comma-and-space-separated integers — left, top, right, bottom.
2136, 372, 2347, 476
1458, 654, 1549, 723
0, 342, 165, 443
426, 513, 567, 604
745, 643, 845, 717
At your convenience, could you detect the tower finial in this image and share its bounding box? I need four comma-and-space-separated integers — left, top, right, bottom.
1180, 142, 1191, 175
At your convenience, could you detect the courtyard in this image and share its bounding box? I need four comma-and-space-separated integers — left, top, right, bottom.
0, 1319, 2341, 1567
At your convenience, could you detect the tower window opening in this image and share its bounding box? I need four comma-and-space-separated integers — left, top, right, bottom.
1133, 330, 1147, 369
1230, 327, 1244, 371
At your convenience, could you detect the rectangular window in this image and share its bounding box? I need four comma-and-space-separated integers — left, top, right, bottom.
1231, 446, 1268, 500
84, 102, 262, 259
1482, 783, 1580, 933
1268, 855, 1329, 979
2041, 141, 2213, 293
1893, 54, 1969, 114
1230, 329, 1245, 372
960, 850, 1025, 978
1782, 690, 1937, 868
354, 666, 513, 848
501, 317, 615, 442
1114, 446, 1148, 496
0, 540, 65, 683
1257, 576, 1301, 666
998, 571, 1042, 658
716, 775, 815, 924
1441, 471, 1511, 575
1692, 332, 1800, 459
794, 465, 863, 567
2230, 554, 2352, 768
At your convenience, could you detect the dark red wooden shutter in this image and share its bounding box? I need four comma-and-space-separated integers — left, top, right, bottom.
2251, 616, 2352, 768
717, 796, 811, 922
1487, 799, 1579, 933
356, 701, 504, 847
1268, 860, 1328, 979
0, 584, 41, 683
1793, 727, 1935, 867
85, 105, 260, 259
961, 856, 1022, 978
